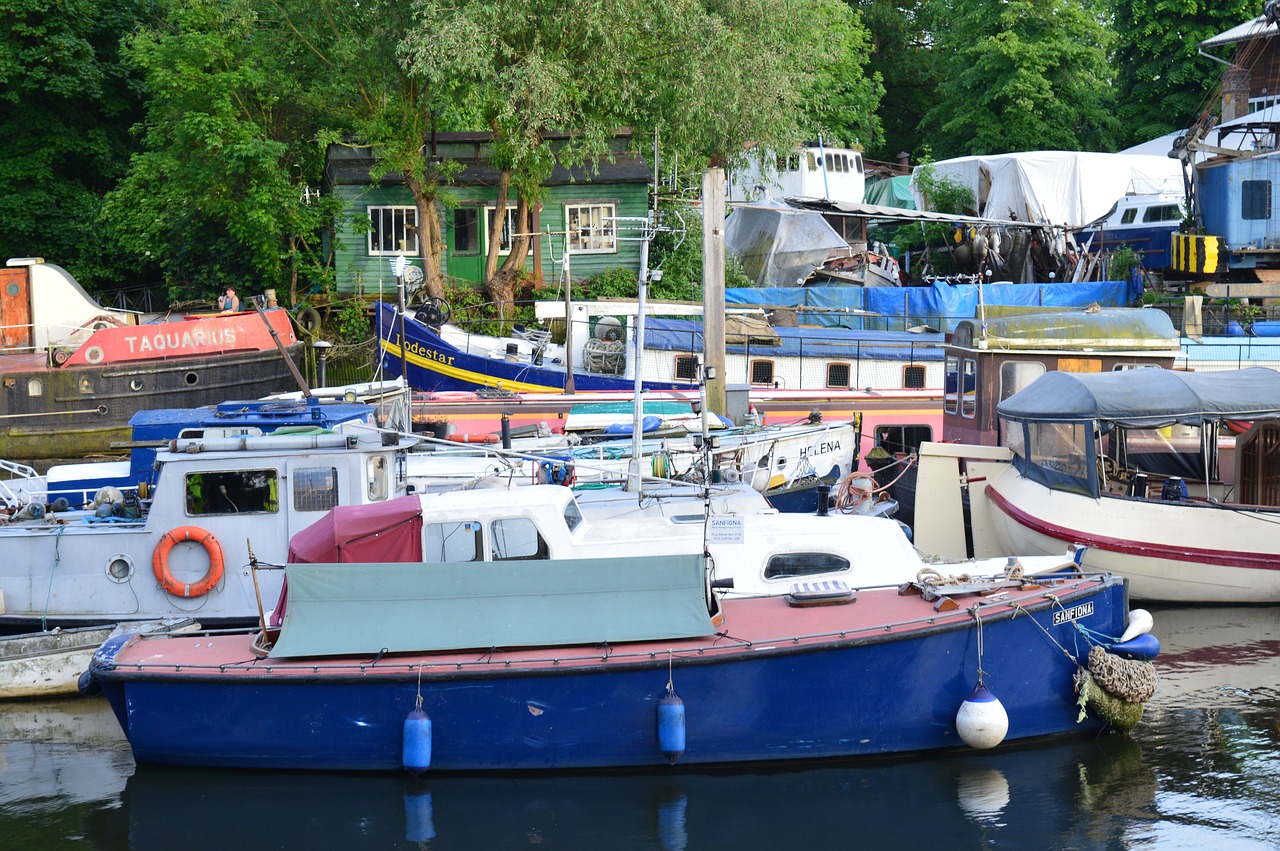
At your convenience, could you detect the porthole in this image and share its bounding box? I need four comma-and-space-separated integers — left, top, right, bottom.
184, 372, 199, 386
130, 379, 144, 392
106, 553, 135, 583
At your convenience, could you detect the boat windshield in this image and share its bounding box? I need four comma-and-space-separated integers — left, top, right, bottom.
1003, 418, 1096, 497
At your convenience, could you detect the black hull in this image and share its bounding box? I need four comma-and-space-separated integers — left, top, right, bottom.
0, 346, 305, 459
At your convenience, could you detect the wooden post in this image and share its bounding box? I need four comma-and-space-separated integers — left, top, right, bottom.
702, 169, 727, 418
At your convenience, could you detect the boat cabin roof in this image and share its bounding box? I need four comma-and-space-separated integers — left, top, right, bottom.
998, 367, 1280, 427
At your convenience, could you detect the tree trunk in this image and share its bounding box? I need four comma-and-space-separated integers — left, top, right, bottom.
487, 195, 533, 332
404, 171, 446, 300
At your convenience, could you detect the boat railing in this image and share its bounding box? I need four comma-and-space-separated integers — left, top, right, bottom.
0, 459, 44, 508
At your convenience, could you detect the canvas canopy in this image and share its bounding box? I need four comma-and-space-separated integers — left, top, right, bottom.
998, 368, 1280, 428
287, 494, 424, 563
911, 151, 1182, 228
268, 554, 715, 658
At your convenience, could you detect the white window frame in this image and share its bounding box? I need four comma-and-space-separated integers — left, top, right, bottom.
566, 203, 617, 254
484, 206, 521, 256
368, 206, 419, 256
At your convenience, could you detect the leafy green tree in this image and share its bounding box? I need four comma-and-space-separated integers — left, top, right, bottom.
0, 0, 149, 289
401, 0, 878, 320
854, 0, 939, 163
918, 0, 1120, 157
102, 0, 340, 302
1110, 0, 1255, 149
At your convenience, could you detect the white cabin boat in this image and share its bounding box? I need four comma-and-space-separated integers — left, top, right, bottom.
729, 144, 867, 205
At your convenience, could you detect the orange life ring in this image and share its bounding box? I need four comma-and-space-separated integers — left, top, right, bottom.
152, 526, 225, 598
445, 432, 499, 444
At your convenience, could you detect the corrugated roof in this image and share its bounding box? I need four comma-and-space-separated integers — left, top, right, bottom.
1201, 15, 1274, 50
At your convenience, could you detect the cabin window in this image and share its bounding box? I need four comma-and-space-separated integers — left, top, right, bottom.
185, 470, 279, 516
875, 424, 932, 456
424, 520, 482, 563
453, 208, 480, 254
853, 153, 864, 174
563, 498, 584, 533
1026, 421, 1091, 493
367, 455, 390, 501
566, 203, 617, 253
1120, 208, 1138, 225
826, 362, 851, 389
368, 206, 418, 255
903, 364, 926, 390
776, 153, 800, 172
944, 356, 960, 415
763, 552, 851, 579
806, 152, 818, 171
26, 378, 42, 397
293, 466, 339, 512
1243, 180, 1272, 220
961, 358, 977, 419
1143, 204, 1182, 223
750, 359, 775, 386
491, 517, 549, 560
999, 361, 1045, 403
674, 355, 699, 381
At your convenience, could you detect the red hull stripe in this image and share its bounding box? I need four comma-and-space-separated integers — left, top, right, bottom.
984, 484, 1280, 572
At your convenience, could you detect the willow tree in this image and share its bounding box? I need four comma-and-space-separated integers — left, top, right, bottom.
401, 0, 878, 319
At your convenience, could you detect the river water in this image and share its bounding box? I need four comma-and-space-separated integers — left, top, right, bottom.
2, 604, 1278, 850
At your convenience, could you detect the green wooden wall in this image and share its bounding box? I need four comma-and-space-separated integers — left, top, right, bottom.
332, 181, 649, 297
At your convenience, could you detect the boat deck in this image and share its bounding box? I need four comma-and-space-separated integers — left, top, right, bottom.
106, 572, 1114, 679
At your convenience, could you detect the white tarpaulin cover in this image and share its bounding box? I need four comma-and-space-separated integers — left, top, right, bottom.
910, 151, 1183, 228
725, 198, 850, 287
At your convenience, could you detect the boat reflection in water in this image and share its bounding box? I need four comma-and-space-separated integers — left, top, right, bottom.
99, 735, 1151, 850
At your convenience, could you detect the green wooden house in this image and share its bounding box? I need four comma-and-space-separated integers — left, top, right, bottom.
326, 131, 652, 296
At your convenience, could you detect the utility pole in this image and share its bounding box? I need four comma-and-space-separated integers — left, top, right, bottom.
702, 168, 727, 418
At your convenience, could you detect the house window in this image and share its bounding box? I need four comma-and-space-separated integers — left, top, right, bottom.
903, 364, 926, 389
826, 362, 851, 389
750, 359, 775, 386
292, 467, 339, 512
1243, 181, 1271, 221
485, 206, 520, 255
453, 208, 480, 254
674, 355, 699, 381
368, 206, 418, 255
566, 203, 616, 253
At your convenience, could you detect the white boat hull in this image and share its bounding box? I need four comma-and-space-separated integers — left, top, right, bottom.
981, 465, 1280, 604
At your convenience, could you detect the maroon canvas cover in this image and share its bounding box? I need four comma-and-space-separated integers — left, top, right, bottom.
271, 495, 424, 626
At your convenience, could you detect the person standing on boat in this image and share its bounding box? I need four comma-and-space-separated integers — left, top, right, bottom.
218, 286, 241, 313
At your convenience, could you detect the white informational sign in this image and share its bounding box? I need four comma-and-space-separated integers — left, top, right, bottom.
708, 515, 745, 544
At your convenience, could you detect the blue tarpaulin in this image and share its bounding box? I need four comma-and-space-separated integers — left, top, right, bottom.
724, 280, 1140, 332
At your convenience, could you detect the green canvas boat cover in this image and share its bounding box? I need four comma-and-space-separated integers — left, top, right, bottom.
268, 554, 714, 658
